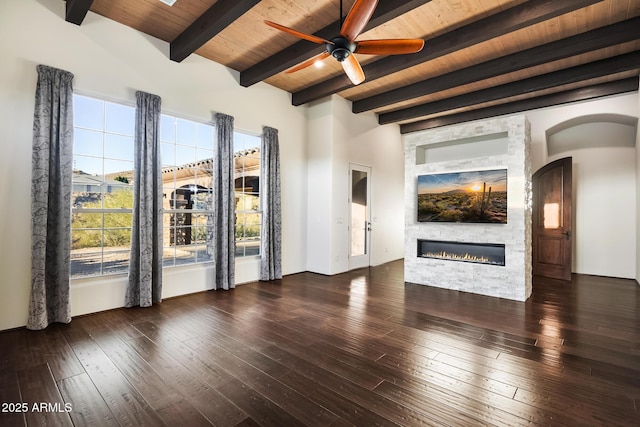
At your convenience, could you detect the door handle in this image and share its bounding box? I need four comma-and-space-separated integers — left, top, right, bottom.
562, 230, 571, 240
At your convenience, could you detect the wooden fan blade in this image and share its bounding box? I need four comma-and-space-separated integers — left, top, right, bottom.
342, 54, 365, 86
264, 20, 333, 45
285, 52, 330, 74
355, 39, 425, 55
340, 0, 378, 43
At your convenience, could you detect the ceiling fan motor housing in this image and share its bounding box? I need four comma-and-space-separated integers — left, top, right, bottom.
327, 37, 356, 62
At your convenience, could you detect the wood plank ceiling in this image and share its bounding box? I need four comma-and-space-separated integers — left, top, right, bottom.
66, 0, 640, 133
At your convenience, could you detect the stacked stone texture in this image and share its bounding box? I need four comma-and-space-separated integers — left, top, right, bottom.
404, 115, 532, 301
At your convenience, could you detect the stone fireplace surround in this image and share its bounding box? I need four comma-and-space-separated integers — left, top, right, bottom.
404, 116, 532, 301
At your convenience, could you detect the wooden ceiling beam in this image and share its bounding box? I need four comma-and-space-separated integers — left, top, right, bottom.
380, 51, 640, 124
400, 78, 639, 134
292, 0, 604, 106
239, 0, 433, 87
356, 17, 640, 114
65, 0, 94, 25
171, 0, 261, 63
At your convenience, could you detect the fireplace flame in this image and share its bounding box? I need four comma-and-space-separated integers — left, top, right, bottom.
422, 251, 499, 265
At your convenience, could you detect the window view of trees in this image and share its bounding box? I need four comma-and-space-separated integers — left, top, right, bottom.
72, 188, 133, 249
71, 95, 134, 277
71, 94, 262, 278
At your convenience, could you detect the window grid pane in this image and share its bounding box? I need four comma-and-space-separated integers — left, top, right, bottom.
161, 113, 215, 268
234, 132, 261, 258
72, 94, 134, 278
72, 96, 260, 277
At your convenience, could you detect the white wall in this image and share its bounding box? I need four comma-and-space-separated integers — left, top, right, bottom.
0, 0, 309, 330
547, 146, 636, 278
333, 96, 405, 270
306, 96, 405, 275
528, 94, 639, 171
527, 94, 638, 279
306, 99, 334, 275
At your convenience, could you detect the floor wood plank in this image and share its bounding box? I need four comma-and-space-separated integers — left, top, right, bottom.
0, 260, 638, 426
60, 322, 168, 426
217, 378, 307, 427
156, 399, 215, 427
57, 373, 118, 427
0, 367, 26, 427
183, 335, 338, 425
16, 363, 73, 427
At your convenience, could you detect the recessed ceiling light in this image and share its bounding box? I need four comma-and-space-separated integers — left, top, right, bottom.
159, 0, 178, 6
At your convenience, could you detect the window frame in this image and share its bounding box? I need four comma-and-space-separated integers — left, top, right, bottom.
70, 94, 265, 280
233, 130, 262, 259
160, 113, 217, 268
71, 93, 136, 279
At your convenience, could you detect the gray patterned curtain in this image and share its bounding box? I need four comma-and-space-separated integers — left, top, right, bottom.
212, 113, 235, 290
260, 126, 282, 281
28, 65, 74, 330
125, 91, 163, 307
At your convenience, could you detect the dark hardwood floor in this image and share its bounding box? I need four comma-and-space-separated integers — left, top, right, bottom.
1, 260, 639, 426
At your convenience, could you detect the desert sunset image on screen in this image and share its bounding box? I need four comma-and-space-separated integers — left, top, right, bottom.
417, 169, 507, 223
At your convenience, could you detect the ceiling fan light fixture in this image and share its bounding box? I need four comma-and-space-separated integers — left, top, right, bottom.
159, 0, 178, 6
330, 48, 350, 62
264, 0, 422, 85
327, 37, 356, 62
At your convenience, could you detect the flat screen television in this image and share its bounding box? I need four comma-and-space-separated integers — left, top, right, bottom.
417, 169, 507, 223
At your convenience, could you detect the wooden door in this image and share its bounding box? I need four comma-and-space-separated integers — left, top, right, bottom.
532, 157, 572, 280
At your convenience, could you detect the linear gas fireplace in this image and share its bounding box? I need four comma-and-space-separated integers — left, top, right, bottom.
417, 239, 505, 266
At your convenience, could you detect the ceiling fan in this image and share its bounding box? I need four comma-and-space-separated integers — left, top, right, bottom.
265, 0, 425, 85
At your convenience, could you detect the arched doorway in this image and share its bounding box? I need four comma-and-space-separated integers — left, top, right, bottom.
532, 157, 572, 280
536, 113, 638, 279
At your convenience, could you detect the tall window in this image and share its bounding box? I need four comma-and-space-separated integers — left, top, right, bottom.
71, 95, 135, 278
71, 95, 260, 277
234, 132, 261, 257
160, 114, 215, 267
